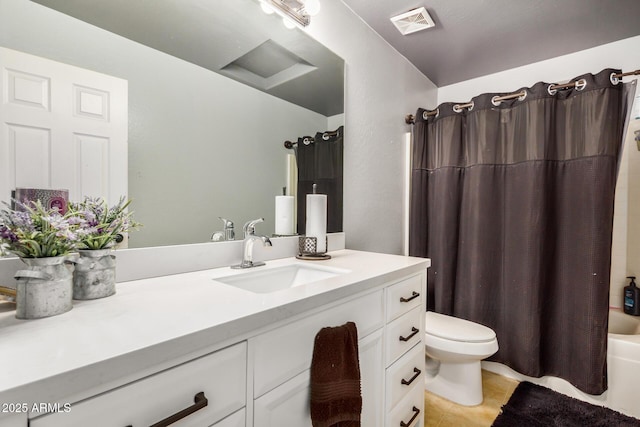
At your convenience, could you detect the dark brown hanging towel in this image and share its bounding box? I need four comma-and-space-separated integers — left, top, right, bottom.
310, 321, 361, 427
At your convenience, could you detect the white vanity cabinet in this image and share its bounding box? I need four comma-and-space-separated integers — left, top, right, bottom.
250, 271, 426, 427
0, 250, 429, 427
30, 342, 247, 427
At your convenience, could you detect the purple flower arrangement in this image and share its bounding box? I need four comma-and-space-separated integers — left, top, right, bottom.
0, 197, 140, 257
68, 197, 141, 250
0, 200, 78, 258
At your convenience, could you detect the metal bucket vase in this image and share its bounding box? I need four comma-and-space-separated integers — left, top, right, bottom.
73, 249, 116, 300
15, 256, 74, 319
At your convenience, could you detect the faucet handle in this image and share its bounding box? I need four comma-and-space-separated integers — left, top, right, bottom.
243, 218, 264, 236
219, 217, 234, 229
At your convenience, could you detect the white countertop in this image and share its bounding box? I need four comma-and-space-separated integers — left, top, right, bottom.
0, 249, 429, 413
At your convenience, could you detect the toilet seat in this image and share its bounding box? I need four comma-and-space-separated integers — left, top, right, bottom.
425, 311, 496, 343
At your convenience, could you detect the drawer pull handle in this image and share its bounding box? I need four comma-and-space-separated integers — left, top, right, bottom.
149, 391, 208, 427
399, 291, 420, 303
399, 327, 419, 342
400, 406, 420, 427
401, 367, 422, 386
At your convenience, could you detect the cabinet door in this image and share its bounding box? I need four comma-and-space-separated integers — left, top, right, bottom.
254, 369, 311, 427
254, 330, 383, 427
360, 328, 384, 427
252, 289, 384, 397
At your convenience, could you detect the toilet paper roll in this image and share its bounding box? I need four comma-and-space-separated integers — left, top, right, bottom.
306, 194, 327, 253
275, 196, 295, 235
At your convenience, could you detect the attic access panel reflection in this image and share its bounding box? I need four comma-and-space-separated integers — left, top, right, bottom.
220, 40, 318, 91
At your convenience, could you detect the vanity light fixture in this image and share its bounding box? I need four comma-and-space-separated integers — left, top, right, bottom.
259, 0, 321, 28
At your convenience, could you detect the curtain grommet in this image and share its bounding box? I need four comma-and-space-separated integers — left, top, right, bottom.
547, 85, 558, 96
453, 102, 473, 113
303, 137, 313, 145
491, 96, 502, 107
575, 79, 587, 91
322, 133, 330, 141
422, 108, 438, 120
610, 72, 620, 85
518, 90, 528, 101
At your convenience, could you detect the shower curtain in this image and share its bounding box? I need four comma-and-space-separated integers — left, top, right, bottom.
409, 69, 635, 394
296, 126, 343, 235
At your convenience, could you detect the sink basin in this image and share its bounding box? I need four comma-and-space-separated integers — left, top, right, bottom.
212, 264, 349, 294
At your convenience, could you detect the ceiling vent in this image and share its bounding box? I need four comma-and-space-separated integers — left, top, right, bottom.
390, 7, 435, 35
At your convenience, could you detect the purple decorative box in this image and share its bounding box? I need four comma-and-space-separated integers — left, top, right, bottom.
12, 188, 69, 214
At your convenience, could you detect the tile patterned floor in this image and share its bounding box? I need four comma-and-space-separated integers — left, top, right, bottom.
424, 370, 519, 427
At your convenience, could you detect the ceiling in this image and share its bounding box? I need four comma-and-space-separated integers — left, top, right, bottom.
342, 0, 640, 87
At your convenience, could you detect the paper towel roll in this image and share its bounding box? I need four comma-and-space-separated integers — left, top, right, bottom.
306, 194, 327, 253
275, 196, 295, 235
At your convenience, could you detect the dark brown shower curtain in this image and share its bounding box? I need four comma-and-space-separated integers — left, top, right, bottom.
409, 69, 635, 394
296, 126, 344, 235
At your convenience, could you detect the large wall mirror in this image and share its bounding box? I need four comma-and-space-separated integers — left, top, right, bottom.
0, 0, 344, 249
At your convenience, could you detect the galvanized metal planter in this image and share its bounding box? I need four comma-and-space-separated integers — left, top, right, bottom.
73, 249, 116, 300
15, 256, 74, 319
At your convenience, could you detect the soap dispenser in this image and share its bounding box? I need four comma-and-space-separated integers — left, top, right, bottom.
624, 276, 640, 316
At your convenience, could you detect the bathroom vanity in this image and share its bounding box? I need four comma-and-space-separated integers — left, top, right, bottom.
0, 250, 429, 427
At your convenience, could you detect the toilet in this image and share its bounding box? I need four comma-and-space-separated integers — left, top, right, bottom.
424, 311, 499, 406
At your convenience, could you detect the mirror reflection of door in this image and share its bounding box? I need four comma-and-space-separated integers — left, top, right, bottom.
0, 46, 128, 208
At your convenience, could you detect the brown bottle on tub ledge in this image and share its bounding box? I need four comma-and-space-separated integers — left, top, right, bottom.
624, 276, 640, 316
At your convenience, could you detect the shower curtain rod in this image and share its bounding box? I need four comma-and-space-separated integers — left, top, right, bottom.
283, 130, 340, 149
405, 68, 640, 124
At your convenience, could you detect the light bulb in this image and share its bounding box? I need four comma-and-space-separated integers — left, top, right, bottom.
282, 17, 296, 29
304, 0, 321, 16
260, 1, 275, 14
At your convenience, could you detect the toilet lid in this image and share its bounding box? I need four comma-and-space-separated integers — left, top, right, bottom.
425, 311, 496, 343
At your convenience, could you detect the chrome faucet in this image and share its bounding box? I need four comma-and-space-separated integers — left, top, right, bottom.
211, 217, 235, 241
231, 218, 272, 269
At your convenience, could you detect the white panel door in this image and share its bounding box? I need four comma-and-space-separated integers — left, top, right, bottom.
0, 46, 128, 205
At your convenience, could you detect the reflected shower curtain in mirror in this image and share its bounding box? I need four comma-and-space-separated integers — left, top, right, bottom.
409, 69, 636, 394
296, 126, 343, 235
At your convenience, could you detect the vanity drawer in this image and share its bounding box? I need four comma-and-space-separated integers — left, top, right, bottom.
31, 342, 247, 427
386, 274, 423, 323
386, 342, 425, 410
387, 384, 424, 427
252, 289, 384, 397
386, 306, 422, 365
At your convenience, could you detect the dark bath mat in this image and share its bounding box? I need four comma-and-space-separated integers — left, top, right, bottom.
492, 381, 640, 427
